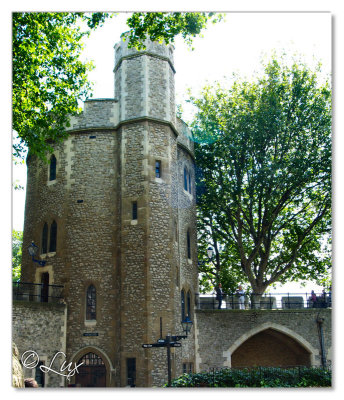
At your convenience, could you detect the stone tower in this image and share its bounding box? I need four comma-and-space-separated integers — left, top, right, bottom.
20, 39, 198, 387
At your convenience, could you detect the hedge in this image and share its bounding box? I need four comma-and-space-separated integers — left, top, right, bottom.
168, 366, 331, 387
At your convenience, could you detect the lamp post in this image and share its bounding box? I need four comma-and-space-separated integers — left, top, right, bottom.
142, 316, 193, 387
28, 241, 46, 266
198, 246, 213, 268
207, 246, 213, 259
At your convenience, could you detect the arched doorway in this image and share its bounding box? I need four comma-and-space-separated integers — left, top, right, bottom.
75, 352, 106, 387
231, 328, 311, 368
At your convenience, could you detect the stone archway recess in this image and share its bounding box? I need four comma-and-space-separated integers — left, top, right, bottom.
223, 322, 318, 368
69, 346, 114, 387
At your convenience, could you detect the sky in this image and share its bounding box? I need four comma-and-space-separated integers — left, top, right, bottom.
11, 11, 332, 293
13, 12, 332, 227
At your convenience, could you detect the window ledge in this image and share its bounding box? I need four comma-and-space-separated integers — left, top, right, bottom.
85, 320, 97, 327
40, 252, 56, 259
183, 189, 193, 199
47, 179, 57, 186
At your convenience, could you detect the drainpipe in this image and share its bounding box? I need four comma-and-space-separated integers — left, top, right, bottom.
316, 315, 327, 367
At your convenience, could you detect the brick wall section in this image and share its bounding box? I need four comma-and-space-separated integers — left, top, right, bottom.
195, 309, 332, 371
12, 301, 67, 387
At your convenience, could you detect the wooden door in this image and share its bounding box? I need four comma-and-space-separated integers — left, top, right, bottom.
75, 353, 106, 387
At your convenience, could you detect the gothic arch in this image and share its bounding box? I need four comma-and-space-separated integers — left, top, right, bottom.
223, 322, 318, 368
70, 346, 114, 387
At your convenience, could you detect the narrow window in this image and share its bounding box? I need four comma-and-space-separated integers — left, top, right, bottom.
49, 220, 57, 252
188, 171, 192, 194
49, 154, 56, 181
127, 358, 136, 387
187, 230, 191, 259
86, 285, 96, 320
155, 160, 161, 178
184, 167, 188, 191
132, 201, 138, 220
187, 290, 191, 319
183, 363, 193, 374
41, 223, 48, 254
181, 290, 185, 321
182, 363, 187, 374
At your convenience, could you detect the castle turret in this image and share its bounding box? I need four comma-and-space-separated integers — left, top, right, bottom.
20, 38, 197, 387
114, 39, 176, 126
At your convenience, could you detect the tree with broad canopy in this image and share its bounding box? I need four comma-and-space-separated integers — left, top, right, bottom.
192, 55, 331, 295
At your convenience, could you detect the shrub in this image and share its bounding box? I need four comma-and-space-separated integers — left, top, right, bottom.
168, 366, 331, 387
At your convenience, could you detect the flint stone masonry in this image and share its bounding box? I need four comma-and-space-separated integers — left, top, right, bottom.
68, 99, 119, 131
12, 301, 67, 387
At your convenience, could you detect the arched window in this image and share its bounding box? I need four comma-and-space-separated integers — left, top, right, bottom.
187, 230, 191, 259
49, 220, 57, 252
181, 289, 185, 321
187, 290, 191, 319
86, 285, 96, 320
41, 223, 48, 254
49, 154, 57, 181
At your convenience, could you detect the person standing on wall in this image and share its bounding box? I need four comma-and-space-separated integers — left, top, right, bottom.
236, 285, 245, 310
215, 283, 223, 309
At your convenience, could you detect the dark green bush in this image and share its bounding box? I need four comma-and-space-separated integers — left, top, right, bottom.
168, 366, 331, 387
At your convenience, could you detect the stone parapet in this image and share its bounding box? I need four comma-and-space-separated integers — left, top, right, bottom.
66, 99, 119, 132
176, 117, 194, 157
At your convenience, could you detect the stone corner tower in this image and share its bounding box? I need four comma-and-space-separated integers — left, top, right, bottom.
20, 38, 198, 387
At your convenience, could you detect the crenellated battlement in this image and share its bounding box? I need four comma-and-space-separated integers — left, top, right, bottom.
114, 38, 175, 73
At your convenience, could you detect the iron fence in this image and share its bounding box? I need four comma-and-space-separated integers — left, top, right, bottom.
198, 292, 332, 310
12, 282, 64, 303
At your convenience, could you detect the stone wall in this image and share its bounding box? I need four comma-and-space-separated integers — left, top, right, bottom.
21, 129, 120, 386
67, 99, 119, 132
12, 301, 67, 387
195, 308, 332, 371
